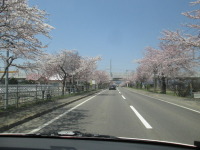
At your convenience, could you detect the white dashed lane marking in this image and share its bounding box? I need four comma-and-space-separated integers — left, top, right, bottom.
130, 105, 152, 129
122, 95, 126, 99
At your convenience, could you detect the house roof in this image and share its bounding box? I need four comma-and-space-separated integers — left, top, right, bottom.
49, 74, 62, 81
26, 73, 45, 81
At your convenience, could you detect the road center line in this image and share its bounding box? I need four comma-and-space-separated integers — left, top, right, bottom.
130, 105, 152, 129
122, 95, 126, 99
126, 88, 200, 114
117, 89, 121, 94
29, 90, 105, 134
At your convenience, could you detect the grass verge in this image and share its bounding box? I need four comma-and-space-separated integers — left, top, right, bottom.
128, 87, 182, 98
0, 89, 98, 113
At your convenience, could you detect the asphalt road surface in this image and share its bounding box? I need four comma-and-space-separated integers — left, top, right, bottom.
5, 87, 200, 145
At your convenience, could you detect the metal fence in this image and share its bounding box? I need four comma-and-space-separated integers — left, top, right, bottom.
0, 84, 81, 109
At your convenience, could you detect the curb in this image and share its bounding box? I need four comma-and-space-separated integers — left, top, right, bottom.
0, 90, 101, 132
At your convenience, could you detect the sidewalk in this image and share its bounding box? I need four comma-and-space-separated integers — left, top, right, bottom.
125, 87, 200, 112
0, 90, 101, 132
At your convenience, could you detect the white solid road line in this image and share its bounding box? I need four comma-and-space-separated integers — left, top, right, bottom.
29, 90, 105, 134
126, 88, 200, 114
130, 105, 152, 129
122, 95, 126, 99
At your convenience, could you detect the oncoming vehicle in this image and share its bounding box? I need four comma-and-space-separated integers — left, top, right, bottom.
109, 85, 116, 90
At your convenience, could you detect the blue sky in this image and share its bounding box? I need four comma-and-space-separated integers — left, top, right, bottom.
29, 0, 194, 73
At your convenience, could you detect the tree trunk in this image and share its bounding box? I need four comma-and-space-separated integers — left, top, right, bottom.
0, 57, 15, 83
140, 82, 142, 89
62, 77, 66, 96
153, 74, 157, 92
62, 82, 65, 96
161, 74, 166, 94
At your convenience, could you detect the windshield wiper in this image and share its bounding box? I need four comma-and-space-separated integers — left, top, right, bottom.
0, 131, 117, 139
194, 141, 200, 150
57, 131, 117, 139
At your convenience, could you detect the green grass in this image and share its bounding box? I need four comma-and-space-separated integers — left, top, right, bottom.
128, 86, 183, 97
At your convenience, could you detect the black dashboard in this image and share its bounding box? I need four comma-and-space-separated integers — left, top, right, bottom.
0, 136, 196, 150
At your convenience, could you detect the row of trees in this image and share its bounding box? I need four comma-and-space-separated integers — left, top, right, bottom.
0, 0, 54, 81
129, 0, 200, 94
0, 0, 110, 94
35, 50, 110, 95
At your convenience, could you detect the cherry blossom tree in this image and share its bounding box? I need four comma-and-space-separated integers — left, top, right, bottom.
35, 50, 101, 94
158, 41, 197, 93
182, 0, 200, 31
134, 0, 200, 94
158, 0, 200, 93
160, 43, 196, 76
137, 47, 163, 91
93, 70, 110, 88
125, 71, 135, 85
52, 50, 81, 95
76, 56, 101, 90
0, 0, 54, 82
160, 0, 200, 53
134, 63, 152, 88
136, 42, 196, 94
34, 53, 58, 80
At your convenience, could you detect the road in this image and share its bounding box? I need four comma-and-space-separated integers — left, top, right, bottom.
5, 87, 200, 145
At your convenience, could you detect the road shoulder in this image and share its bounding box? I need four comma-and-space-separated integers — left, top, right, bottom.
124, 87, 200, 112
0, 90, 101, 132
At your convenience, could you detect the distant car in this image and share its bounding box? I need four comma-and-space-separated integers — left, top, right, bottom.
109, 85, 116, 90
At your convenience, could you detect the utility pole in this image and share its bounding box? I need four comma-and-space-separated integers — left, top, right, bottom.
110, 59, 113, 80
126, 70, 128, 87
3, 1, 10, 109
4, 50, 9, 109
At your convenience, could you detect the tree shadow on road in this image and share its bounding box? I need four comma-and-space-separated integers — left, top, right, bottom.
97, 93, 117, 96
39, 109, 90, 134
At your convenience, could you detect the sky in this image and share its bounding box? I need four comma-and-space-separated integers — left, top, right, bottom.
29, 0, 195, 74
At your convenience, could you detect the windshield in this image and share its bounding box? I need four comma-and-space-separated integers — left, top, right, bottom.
0, 0, 200, 146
